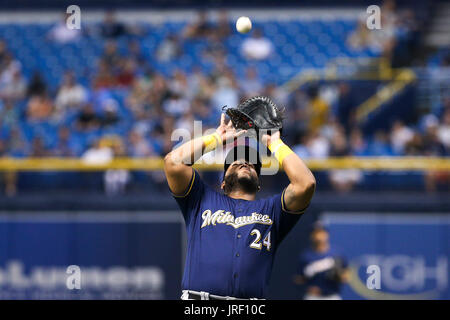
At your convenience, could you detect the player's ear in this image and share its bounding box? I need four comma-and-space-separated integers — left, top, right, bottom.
221, 181, 225, 190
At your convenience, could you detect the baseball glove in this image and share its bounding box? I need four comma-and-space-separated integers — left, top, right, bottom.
223, 96, 284, 131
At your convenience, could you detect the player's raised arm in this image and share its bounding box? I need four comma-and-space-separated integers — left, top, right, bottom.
262, 131, 316, 212
163, 113, 246, 195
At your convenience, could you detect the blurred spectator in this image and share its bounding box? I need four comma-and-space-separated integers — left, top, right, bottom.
347, 19, 372, 51
127, 130, 154, 157
102, 136, 130, 195
0, 68, 26, 102
328, 128, 362, 192
163, 92, 189, 117
390, 121, 414, 155
391, 8, 420, 67
186, 67, 206, 99
349, 128, 368, 156
0, 100, 19, 128
26, 94, 53, 122
175, 110, 195, 134
203, 32, 226, 63
335, 83, 355, 134
0, 40, 8, 68
5, 128, 29, 157
47, 13, 81, 44
93, 60, 117, 89
100, 99, 120, 127
30, 136, 50, 157
211, 76, 239, 112
0, 53, 22, 91
53, 127, 80, 157
101, 41, 122, 71
292, 134, 311, 159
329, 128, 349, 157
127, 40, 148, 69
183, 11, 212, 39
347, 0, 397, 57
240, 67, 263, 97
26, 71, 47, 97
306, 85, 330, 133
306, 130, 329, 158
77, 103, 100, 131
168, 70, 189, 98
54, 71, 88, 116
241, 29, 273, 60
437, 108, 450, 152
149, 124, 167, 155
285, 89, 309, 137
368, 130, 394, 155
0, 139, 4, 156
82, 138, 113, 165
320, 117, 342, 142
422, 118, 449, 192
404, 132, 425, 156
156, 34, 182, 62
192, 97, 217, 128
126, 78, 151, 116
422, 122, 446, 156
116, 58, 136, 87
100, 11, 127, 39
214, 10, 231, 39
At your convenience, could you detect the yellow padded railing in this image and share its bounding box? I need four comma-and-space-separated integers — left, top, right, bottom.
0, 157, 448, 171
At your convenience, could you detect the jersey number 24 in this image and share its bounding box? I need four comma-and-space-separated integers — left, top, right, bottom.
250, 229, 271, 251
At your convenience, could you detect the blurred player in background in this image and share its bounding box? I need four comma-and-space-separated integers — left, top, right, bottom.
293, 224, 350, 300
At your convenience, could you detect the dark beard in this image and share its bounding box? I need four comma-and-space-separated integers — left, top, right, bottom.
223, 171, 259, 195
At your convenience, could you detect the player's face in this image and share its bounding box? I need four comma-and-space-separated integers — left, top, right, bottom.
223, 160, 259, 194
229, 160, 258, 179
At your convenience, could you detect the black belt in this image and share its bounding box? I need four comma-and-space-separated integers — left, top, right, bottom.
188, 292, 220, 300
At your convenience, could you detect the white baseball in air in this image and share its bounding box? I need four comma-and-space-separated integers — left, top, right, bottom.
236, 16, 252, 34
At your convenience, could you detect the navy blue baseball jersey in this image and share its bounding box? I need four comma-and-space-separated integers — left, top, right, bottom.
296, 248, 348, 296
172, 169, 304, 299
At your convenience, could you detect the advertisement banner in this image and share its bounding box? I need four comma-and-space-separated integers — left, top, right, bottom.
322, 213, 450, 300
0, 212, 185, 300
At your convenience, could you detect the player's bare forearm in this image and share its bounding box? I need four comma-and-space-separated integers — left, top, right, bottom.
163, 136, 206, 195
165, 136, 205, 168
282, 152, 316, 211
263, 131, 315, 212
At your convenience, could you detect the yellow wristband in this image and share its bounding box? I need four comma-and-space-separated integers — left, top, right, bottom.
202, 132, 222, 153
268, 139, 294, 166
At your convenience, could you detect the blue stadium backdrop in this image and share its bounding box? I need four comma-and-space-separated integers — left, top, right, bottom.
0, 212, 184, 299
322, 213, 450, 300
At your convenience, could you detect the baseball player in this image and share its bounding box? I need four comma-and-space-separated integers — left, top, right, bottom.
164, 96, 316, 300
293, 225, 350, 300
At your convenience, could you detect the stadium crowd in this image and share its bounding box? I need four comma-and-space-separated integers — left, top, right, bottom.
0, 7, 448, 195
